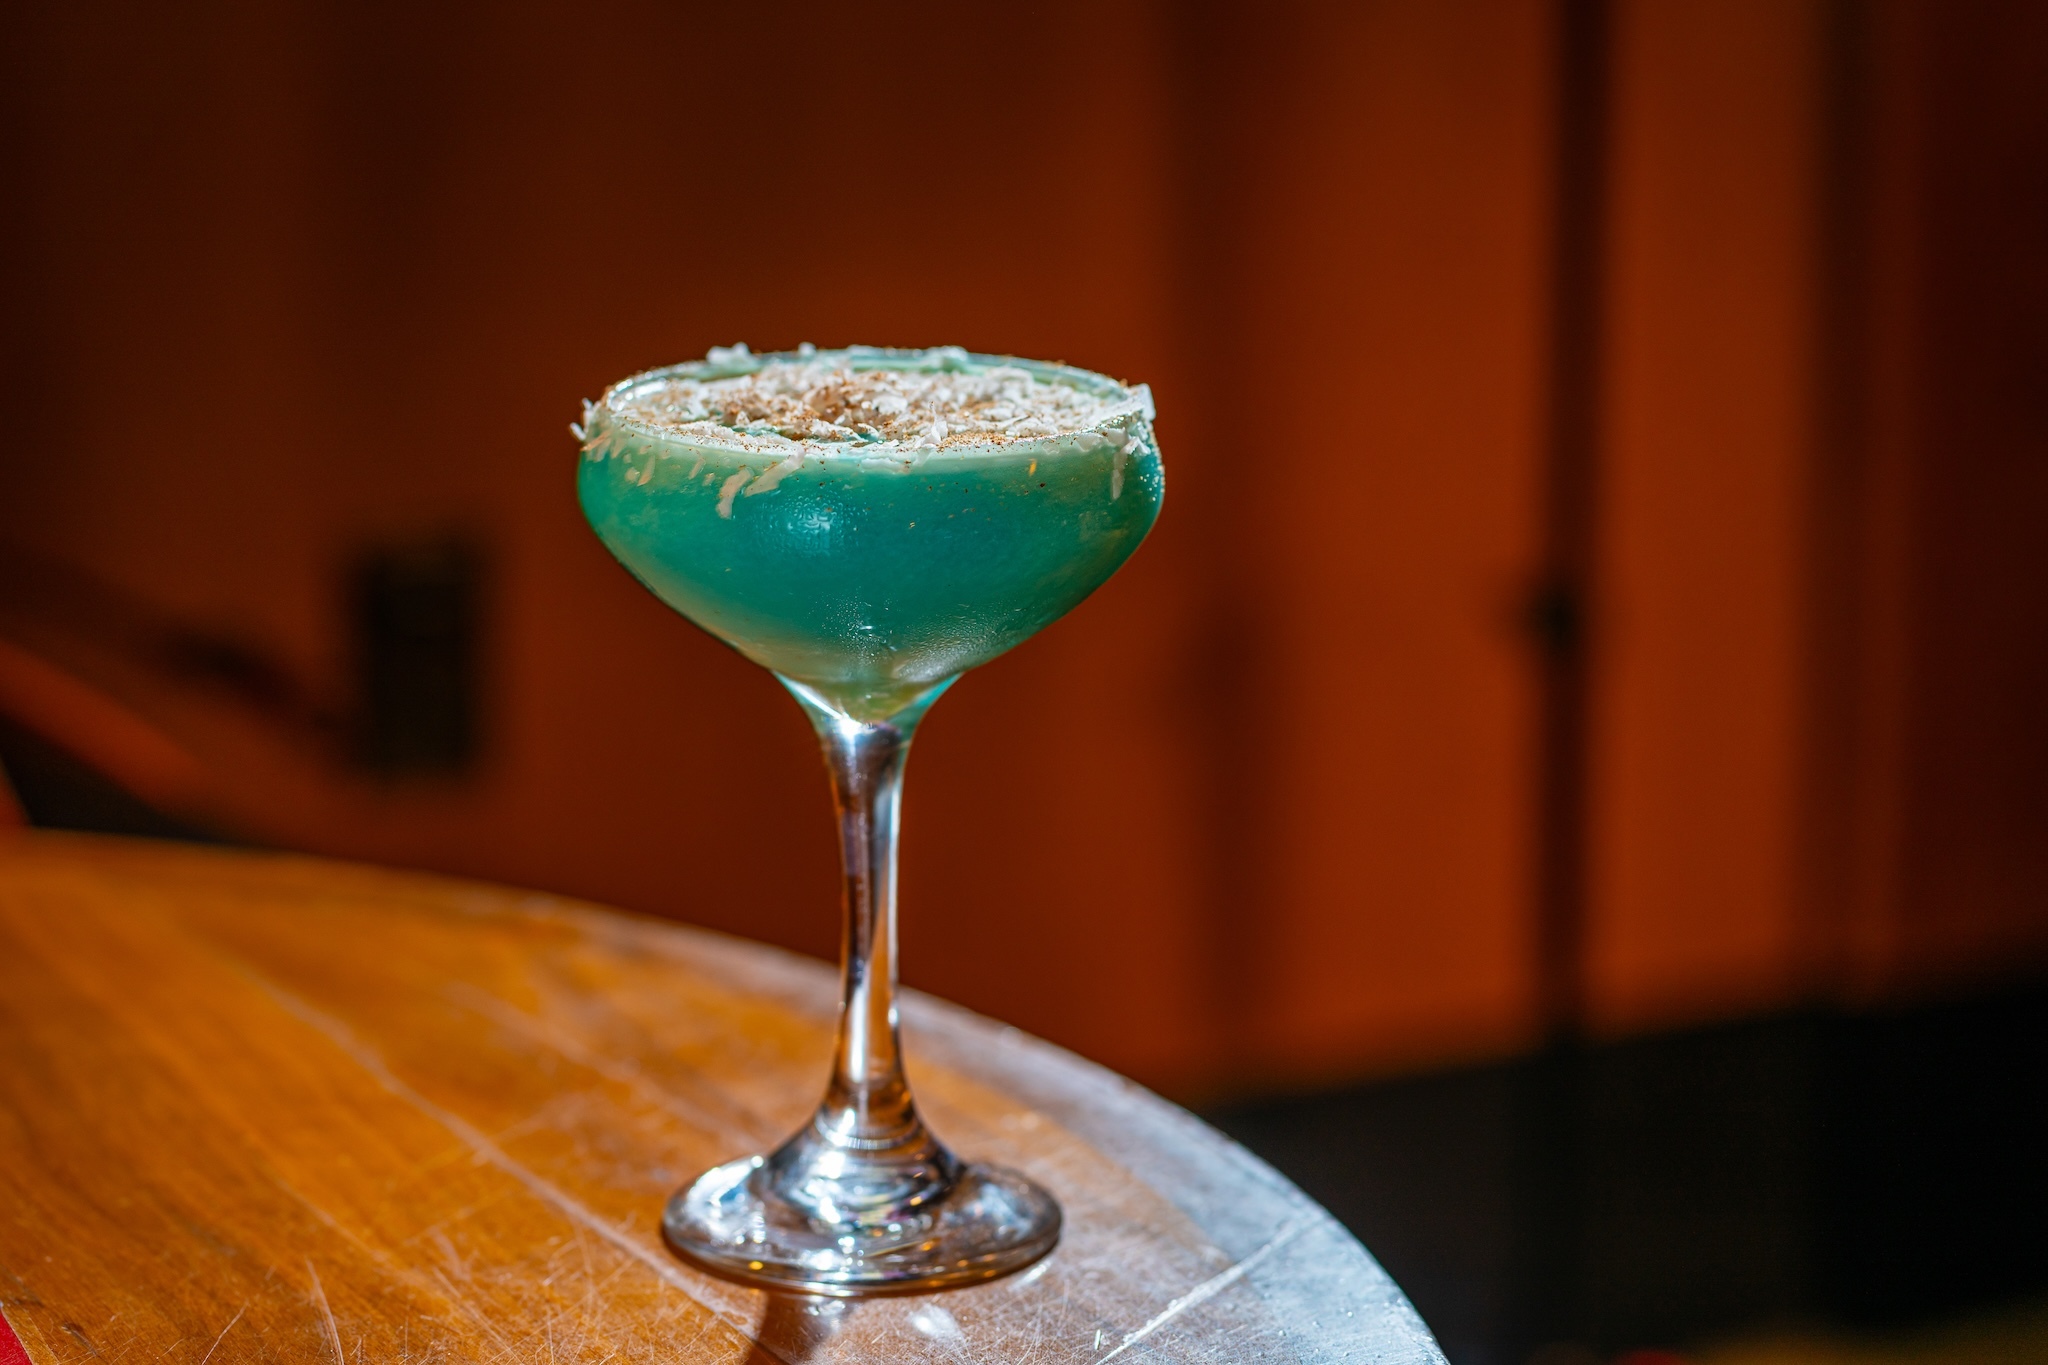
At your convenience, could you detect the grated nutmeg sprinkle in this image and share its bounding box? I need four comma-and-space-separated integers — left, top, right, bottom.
607, 346, 1137, 453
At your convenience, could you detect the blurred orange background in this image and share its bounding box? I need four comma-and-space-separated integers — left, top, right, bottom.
2, 0, 2043, 1103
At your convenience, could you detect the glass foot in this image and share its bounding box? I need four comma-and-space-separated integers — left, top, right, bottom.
663, 1155, 1061, 1296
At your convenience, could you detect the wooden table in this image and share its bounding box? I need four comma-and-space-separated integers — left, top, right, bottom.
0, 833, 1443, 1364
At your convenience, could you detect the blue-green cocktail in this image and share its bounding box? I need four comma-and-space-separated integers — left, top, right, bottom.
579, 345, 1162, 719
576, 345, 1163, 1295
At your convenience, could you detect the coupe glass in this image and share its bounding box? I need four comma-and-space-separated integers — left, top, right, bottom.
576, 346, 1164, 1295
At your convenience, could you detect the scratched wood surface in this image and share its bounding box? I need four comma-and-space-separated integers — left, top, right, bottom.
0, 832, 1442, 1364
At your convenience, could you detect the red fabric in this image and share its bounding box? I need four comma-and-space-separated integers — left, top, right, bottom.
0, 1313, 29, 1365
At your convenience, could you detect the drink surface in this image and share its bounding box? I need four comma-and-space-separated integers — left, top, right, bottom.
577, 347, 1164, 719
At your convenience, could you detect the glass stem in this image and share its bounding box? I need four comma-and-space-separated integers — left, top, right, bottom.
775, 678, 957, 1220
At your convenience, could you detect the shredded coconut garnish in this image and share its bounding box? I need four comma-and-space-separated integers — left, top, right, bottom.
604, 346, 1145, 454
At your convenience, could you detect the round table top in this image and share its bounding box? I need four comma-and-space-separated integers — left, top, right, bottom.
0, 832, 1442, 1365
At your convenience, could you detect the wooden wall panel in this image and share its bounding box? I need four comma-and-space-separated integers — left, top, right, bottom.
1230, 0, 1553, 1080
5, 0, 2044, 1099
1585, 0, 1828, 1032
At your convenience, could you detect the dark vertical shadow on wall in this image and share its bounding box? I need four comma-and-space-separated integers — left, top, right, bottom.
1889, 0, 2048, 987
0, 5, 60, 503
1164, 0, 1279, 1086
1515, 0, 1614, 1354
1809, 0, 2048, 1320
1799, 0, 1878, 1004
